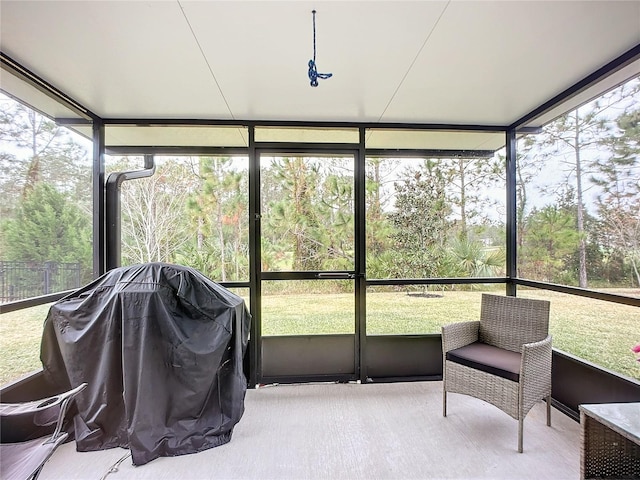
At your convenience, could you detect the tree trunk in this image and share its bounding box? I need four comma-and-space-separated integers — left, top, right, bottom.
217, 199, 226, 282
458, 157, 467, 239
574, 111, 588, 288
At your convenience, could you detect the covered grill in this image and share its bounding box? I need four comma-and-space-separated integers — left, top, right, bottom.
40, 262, 251, 466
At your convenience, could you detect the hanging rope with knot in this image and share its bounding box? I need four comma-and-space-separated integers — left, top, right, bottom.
308, 10, 332, 87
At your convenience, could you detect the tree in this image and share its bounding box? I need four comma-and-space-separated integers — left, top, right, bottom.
184, 156, 248, 281
444, 236, 505, 278
592, 106, 640, 286
513, 136, 546, 253
1, 183, 91, 266
541, 111, 599, 287
443, 155, 502, 240
365, 157, 400, 279
388, 160, 451, 278
521, 205, 579, 283
316, 166, 354, 270
557, 187, 605, 284
264, 157, 324, 271
539, 82, 639, 287
0, 94, 91, 214
119, 159, 195, 266
0, 94, 92, 269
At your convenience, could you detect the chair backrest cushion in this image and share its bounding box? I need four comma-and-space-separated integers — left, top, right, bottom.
478, 294, 550, 353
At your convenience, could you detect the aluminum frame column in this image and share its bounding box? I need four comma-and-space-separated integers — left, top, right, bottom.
92, 120, 106, 278
356, 127, 367, 382
248, 125, 261, 388
506, 129, 517, 296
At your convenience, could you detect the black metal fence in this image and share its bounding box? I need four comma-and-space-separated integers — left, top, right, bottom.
0, 261, 82, 303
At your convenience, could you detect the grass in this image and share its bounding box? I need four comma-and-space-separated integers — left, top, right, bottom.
0, 303, 51, 386
1, 289, 638, 386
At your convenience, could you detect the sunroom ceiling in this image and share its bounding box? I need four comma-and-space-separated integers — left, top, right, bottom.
1, 1, 639, 149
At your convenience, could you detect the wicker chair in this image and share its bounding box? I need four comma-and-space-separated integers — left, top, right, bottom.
442, 294, 552, 453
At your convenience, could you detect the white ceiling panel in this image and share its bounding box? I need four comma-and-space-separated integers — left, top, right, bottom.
381, 0, 640, 126
180, 1, 448, 122
0, 1, 233, 118
1, 0, 639, 133
0, 67, 85, 119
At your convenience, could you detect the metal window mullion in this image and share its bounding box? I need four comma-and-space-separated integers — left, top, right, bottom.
92, 120, 106, 278
248, 125, 261, 387
356, 127, 367, 382
506, 129, 517, 296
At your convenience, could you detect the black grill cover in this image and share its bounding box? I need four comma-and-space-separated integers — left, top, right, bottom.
40, 263, 251, 466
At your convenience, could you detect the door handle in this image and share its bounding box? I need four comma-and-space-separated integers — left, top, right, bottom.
316, 272, 355, 279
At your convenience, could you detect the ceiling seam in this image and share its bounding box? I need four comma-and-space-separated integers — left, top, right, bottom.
177, 1, 249, 146
373, 0, 452, 126
177, 0, 235, 121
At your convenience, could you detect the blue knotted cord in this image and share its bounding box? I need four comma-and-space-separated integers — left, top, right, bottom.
308, 10, 332, 87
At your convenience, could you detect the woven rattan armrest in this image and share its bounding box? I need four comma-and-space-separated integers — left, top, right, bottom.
519, 335, 552, 415
442, 321, 480, 353
520, 335, 552, 380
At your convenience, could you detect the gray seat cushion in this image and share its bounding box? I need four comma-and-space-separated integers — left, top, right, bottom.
446, 342, 521, 382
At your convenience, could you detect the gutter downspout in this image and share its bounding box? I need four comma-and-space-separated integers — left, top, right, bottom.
105, 155, 156, 270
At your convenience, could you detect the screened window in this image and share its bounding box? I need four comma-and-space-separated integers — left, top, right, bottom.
365, 155, 506, 280
107, 155, 250, 282
518, 289, 639, 381
0, 93, 93, 303
516, 77, 640, 299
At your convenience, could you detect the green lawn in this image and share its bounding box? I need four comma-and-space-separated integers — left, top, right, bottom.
0, 303, 51, 386
1, 289, 638, 386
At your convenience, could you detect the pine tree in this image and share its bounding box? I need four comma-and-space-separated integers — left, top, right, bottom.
592, 104, 640, 286
2, 183, 91, 266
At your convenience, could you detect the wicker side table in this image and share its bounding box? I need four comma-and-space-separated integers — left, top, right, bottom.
579, 403, 640, 480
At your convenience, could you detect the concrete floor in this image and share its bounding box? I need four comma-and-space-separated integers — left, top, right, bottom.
39, 381, 580, 480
